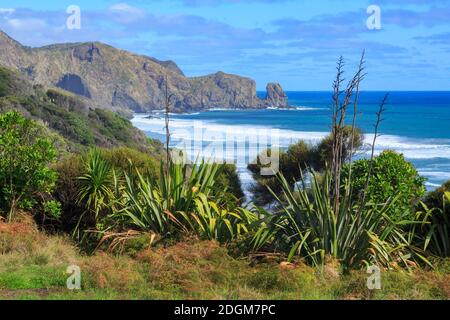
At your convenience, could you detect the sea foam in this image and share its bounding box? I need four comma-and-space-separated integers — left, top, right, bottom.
132, 114, 450, 161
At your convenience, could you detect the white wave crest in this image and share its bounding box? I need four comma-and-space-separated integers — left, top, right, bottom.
132, 114, 450, 161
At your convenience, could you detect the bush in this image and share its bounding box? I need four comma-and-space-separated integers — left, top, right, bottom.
342, 150, 426, 218
419, 180, 450, 257
314, 126, 364, 166
248, 141, 315, 205
215, 164, 245, 201
53, 147, 161, 235
424, 180, 450, 216
52, 154, 85, 232
253, 170, 429, 271
248, 127, 364, 206
0, 111, 58, 221
116, 160, 257, 243
100, 147, 159, 178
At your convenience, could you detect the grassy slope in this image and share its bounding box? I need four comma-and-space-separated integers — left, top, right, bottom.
0, 66, 163, 154
0, 216, 448, 300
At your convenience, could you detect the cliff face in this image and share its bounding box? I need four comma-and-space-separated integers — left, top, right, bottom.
0, 30, 288, 113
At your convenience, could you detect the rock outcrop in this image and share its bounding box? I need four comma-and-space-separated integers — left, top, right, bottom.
263, 83, 288, 108
0, 30, 288, 113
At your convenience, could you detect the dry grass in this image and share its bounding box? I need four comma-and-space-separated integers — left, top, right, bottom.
0, 215, 448, 300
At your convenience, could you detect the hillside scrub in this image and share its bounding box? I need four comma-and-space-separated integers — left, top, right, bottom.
0, 66, 162, 153
0, 216, 448, 300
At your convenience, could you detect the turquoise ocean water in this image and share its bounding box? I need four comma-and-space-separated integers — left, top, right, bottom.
132, 91, 450, 195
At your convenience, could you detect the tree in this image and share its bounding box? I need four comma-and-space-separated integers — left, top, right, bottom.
0, 111, 57, 221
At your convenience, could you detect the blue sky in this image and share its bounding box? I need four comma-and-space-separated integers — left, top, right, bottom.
0, 0, 449, 90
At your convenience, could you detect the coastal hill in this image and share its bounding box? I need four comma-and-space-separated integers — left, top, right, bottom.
0, 64, 163, 153
0, 30, 287, 113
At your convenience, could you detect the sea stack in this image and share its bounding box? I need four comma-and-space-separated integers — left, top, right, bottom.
263, 82, 289, 108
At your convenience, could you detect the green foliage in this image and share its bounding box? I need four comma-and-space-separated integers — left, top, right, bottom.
248, 127, 364, 206
0, 111, 58, 221
74, 149, 115, 239
0, 66, 161, 153
416, 180, 450, 257
342, 150, 426, 218
315, 126, 364, 165
0, 67, 14, 97
52, 154, 85, 231
100, 147, 160, 178
63, 149, 254, 245
67, 113, 95, 145
424, 180, 450, 217
249, 142, 314, 205
117, 160, 256, 243
214, 164, 245, 201
42, 200, 62, 220
253, 170, 429, 270
53, 148, 162, 235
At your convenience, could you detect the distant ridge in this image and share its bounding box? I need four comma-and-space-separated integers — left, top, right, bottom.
0, 30, 287, 113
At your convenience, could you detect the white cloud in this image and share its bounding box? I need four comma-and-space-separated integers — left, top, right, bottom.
7, 18, 47, 31
0, 8, 15, 15
108, 3, 146, 23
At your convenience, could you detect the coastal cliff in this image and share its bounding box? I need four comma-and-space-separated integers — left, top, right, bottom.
0, 30, 288, 113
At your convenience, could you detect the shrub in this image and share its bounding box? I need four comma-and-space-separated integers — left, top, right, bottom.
253, 170, 429, 271
248, 127, 364, 206
424, 180, 450, 216
342, 150, 426, 218
100, 147, 159, 178
0, 111, 58, 221
314, 126, 364, 166
53, 148, 162, 235
248, 142, 314, 205
417, 181, 450, 257
215, 164, 245, 201
116, 160, 257, 243
52, 154, 85, 232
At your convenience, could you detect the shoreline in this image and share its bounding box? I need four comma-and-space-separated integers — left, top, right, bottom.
131, 112, 450, 193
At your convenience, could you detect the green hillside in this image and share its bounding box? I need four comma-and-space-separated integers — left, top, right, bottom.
0, 66, 163, 154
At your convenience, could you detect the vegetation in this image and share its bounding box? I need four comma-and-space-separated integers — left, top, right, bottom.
248, 127, 364, 205
0, 66, 162, 153
253, 170, 428, 271
416, 181, 450, 257
0, 217, 448, 300
0, 112, 58, 221
342, 150, 426, 218
0, 58, 449, 300
252, 54, 439, 272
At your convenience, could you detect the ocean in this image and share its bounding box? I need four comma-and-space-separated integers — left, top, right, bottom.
131, 91, 450, 197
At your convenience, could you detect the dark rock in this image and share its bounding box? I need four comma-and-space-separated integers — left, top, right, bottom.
72, 43, 101, 62
263, 82, 288, 108
112, 90, 143, 112
56, 74, 92, 98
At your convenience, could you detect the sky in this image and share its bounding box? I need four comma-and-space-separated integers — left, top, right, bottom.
0, 0, 449, 90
